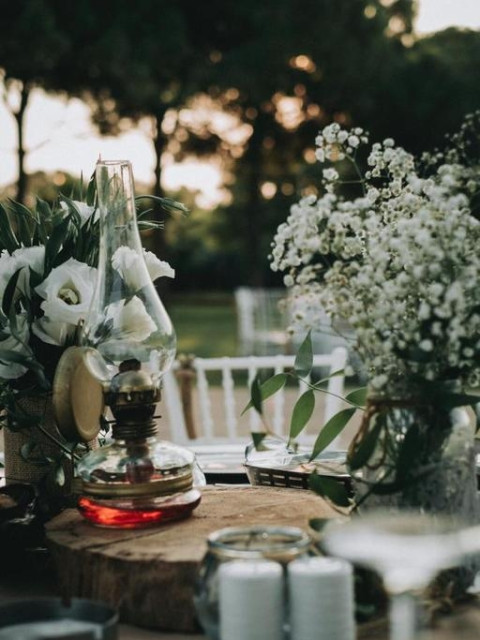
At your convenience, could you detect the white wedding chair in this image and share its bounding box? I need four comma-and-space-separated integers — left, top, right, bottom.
234, 286, 353, 359
160, 348, 348, 450
234, 287, 292, 355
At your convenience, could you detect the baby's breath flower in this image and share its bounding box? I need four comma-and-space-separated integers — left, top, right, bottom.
270, 115, 480, 391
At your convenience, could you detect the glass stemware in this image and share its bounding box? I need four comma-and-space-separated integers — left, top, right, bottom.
321, 511, 465, 640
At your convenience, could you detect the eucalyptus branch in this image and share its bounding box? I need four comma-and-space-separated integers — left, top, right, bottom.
297, 375, 365, 412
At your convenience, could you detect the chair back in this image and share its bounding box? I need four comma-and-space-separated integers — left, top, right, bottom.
234, 287, 291, 355
161, 348, 348, 448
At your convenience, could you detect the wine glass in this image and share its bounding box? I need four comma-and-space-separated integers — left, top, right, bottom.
320, 511, 465, 640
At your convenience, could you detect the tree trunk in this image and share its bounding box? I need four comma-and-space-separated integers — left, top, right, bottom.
151, 110, 169, 254
243, 121, 265, 287
151, 109, 171, 299
13, 82, 31, 204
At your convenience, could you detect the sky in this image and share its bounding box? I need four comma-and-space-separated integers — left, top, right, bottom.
0, 0, 479, 199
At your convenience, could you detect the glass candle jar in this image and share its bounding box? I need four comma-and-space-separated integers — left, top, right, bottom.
194, 525, 312, 640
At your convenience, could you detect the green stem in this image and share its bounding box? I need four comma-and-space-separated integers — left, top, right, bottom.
35, 423, 82, 461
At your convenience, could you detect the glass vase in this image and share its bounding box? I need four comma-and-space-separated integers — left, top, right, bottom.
349, 386, 479, 595
351, 392, 478, 520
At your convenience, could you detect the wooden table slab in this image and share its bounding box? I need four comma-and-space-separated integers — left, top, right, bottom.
46, 486, 340, 632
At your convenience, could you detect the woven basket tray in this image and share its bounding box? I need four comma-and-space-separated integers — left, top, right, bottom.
245, 455, 352, 493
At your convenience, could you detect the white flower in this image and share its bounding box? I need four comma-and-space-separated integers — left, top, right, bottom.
322, 168, 339, 182
107, 296, 157, 342
270, 116, 480, 389
60, 200, 97, 227
112, 247, 174, 292
143, 250, 175, 280
33, 258, 97, 346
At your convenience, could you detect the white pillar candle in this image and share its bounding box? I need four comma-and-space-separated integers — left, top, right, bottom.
288, 557, 356, 640
219, 560, 284, 640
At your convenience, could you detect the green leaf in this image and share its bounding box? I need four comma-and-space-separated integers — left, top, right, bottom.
2, 268, 22, 316
310, 408, 356, 460
295, 331, 313, 377
0, 203, 19, 252
45, 215, 73, 274
251, 432, 268, 450
242, 373, 288, 415
348, 416, 384, 471
308, 517, 331, 533
14, 210, 33, 247
289, 390, 315, 440
311, 369, 345, 390
0, 349, 49, 390
309, 472, 351, 507
344, 387, 367, 406
135, 195, 189, 215
250, 377, 263, 415
137, 220, 164, 230
86, 172, 96, 205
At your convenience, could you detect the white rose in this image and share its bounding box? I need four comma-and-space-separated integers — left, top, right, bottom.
112, 246, 174, 292
0, 315, 30, 379
60, 200, 97, 227
32, 258, 97, 346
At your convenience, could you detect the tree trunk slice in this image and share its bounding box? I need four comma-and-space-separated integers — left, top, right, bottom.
46, 486, 341, 632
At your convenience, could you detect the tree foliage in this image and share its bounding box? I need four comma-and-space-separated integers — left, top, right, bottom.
0, 1, 479, 289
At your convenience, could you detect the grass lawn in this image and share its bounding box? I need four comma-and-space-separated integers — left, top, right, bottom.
169, 293, 239, 358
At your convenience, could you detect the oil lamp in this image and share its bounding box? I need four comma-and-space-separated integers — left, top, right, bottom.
52, 160, 202, 528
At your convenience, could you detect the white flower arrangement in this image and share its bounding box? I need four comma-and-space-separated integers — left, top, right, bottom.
0, 187, 179, 424
271, 113, 480, 394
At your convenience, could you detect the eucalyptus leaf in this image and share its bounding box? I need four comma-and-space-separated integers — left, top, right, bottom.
310, 407, 356, 460
251, 432, 268, 450
309, 472, 351, 507
250, 377, 263, 415
348, 415, 384, 471
135, 195, 189, 215
137, 221, 164, 230
345, 387, 367, 406
295, 331, 313, 377
0, 203, 19, 252
289, 390, 315, 440
45, 215, 74, 274
59, 195, 83, 228
242, 372, 288, 415
86, 173, 96, 205
308, 517, 332, 533
2, 268, 22, 316
311, 369, 345, 390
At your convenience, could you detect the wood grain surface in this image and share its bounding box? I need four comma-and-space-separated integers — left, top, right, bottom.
46, 486, 340, 632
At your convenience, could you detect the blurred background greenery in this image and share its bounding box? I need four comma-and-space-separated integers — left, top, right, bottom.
0, 0, 478, 301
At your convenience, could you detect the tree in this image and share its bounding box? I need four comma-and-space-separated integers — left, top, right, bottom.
180, 0, 417, 284
0, 0, 69, 202
381, 27, 480, 153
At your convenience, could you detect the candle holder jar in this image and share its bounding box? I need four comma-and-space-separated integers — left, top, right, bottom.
194, 525, 312, 640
